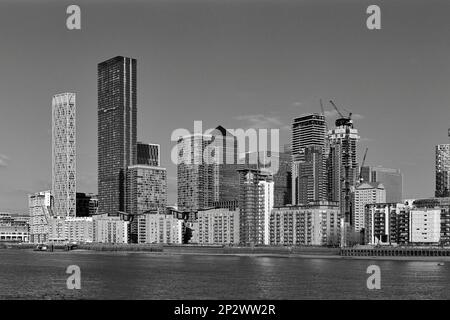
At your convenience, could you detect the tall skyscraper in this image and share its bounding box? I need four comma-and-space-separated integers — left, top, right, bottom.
137, 142, 160, 167
295, 145, 326, 204
177, 134, 219, 211
52, 93, 76, 217
327, 117, 360, 222
291, 113, 327, 204
435, 144, 450, 198
98, 56, 137, 216
360, 166, 403, 203
238, 169, 274, 246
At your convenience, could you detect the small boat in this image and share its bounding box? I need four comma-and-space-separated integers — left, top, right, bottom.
34, 244, 49, 252
437, 262, 445, 266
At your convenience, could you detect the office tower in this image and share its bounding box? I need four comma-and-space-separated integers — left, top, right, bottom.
360, 166, 403, 203
270, 201, 340, 246
352, 182, 386, 232
291, 114, 327, 204
177, 134, 218, 211
137, 142, 160, 166
52, 93, 76, 217
327, 117, 360, 220
294, 146, 326, 204
238, 169, 274, 246
365, 203, 409, 245
98, 56, 137, 216
197, 208, 240, 245
435, 144, 450, 197
28, 191, 53, 243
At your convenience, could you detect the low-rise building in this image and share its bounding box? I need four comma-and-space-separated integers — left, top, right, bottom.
197, 208, 240, 245
93, 214, 129, 244
365, 203, 409, 245
137, 210, 183, 244
66, 217, 94, 243
409, 209, 441, 244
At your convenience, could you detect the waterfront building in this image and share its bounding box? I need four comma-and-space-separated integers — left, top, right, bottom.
93, 214, 129, 243
409, 209, 441, 244
197, 208, 240, 245
52, 93, 76, 217
65, 217, 94, 243
28, 191, 53, 244
177, 133, 219, 211
137, 210, 183, 244
238, 169, 274, 246
137, 142, 160, 167
412, 197, 450, 245
98, 56, 137, 216
270, 201, 340, 246
0, 214, 29, 242
360, 166, 403, 203
435, 144, 450, 197
352, 182, 386, 232
48, 216, 67, 243
365, 203, 409, 245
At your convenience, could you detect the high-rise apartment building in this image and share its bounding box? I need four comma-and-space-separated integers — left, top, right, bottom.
52, 93, 76, 217
98, 56, 137, 216
352, 182, 386, 232
360, 166, 403, 203
177, 134, 219, 211
238, 169, 274, 246
28, 191, 53, 244
435, 144, 450, 197
137, 142, 160, 167
291, 114, 327, 205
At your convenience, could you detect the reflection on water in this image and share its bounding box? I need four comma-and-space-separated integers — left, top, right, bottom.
0, 250, 449, 300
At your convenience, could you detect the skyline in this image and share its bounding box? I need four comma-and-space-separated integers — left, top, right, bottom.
1, 0, 450, 212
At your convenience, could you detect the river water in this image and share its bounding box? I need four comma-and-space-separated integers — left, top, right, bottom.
0, 250, 449, 299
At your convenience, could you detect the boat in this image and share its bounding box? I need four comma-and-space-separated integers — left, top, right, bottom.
437, 262, 445, 266
34, 244, 49, 252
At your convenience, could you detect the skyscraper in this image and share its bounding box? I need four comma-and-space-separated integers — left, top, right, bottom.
291, 113, 327, 204
435, 144, 450, 198
360, 166, 403, 203
98, 56, 137, 216
52, 93, 76, 217
137, 142, 160, 167
295, 145, 326, 204
177, 134, 218, 211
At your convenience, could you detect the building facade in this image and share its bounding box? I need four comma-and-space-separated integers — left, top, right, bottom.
137, 211, 183, 244
352, 182, 386, 232
66, 217, 94, 243
435, 144, 450, 197
137, 142, 160, 167
93, 214, 129, 243
365, 203, 409, 245
52, 93, 76, 217
98, 56, 137, 216
28, 191, 53, 244
197, 208, 240, 245
270, 201, 340, 246
409, 209, 441, 244
360, 166, 403, 203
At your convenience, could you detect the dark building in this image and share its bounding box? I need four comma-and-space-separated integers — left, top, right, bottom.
137, 142, 160, 166
435, 144, 450, 198
98, 56, 137, 216
76, 193, 99, 217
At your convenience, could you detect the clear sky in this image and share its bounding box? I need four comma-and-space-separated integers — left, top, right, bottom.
0, 0, 449, 213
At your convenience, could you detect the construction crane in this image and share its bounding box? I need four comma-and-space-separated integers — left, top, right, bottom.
359, 147, 369, 183
330, 100, 352, 120
320, 99, 325, 116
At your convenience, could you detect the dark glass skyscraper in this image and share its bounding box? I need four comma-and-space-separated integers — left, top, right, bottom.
98, 56, 137, 216
137, 142, 160, 167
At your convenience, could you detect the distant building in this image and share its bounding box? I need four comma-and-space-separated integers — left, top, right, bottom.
197, 208, 240, 245
137, 210, 183, 244
352, 182, 386, 232
28, 191, 53, 244
435, 144, 450, 197
76, 193, 99, 217
413, 197, 450, 245
360, 166, 403, 203
137, 142, 160, 167
365, 203, 409, 245
270, 201, 340, 246
98, 56, 137, 216
0, 213, 29, 242
93, 214, 129, 243
52, 93, 76, 217
409, 209, 441, 244
238, 169, 274, 246
66, 217, 94, 243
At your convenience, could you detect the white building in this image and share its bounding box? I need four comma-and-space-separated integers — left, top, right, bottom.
137, 211, 183, 244
28, 191, 53, 243
52, 93, 76, 217
260, 177, 275, 245
93, 214, 129, 244
197, 208, 240, 245
353, 182, 386, 232
48, 216, 67, 243
66, 217, 93, 243
409, 209, 441, 244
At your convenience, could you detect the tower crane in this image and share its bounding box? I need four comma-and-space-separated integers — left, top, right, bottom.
359, 147, 368, 183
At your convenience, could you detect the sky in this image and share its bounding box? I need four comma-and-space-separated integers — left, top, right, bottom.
0, 0, 449, 213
